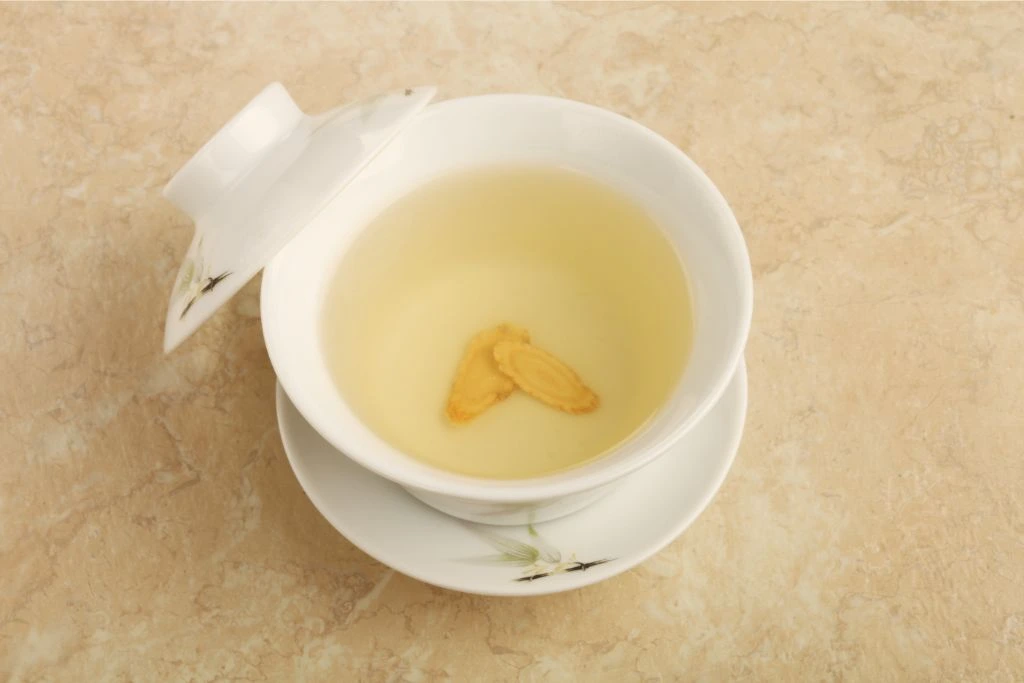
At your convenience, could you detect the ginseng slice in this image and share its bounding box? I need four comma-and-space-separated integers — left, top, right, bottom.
492, 341, 599, 415
446, 324, 530, 424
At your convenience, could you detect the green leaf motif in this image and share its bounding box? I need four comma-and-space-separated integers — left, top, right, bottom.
177, 259, 195, 296
477, 531, 540, 567
526, 524, 561, 563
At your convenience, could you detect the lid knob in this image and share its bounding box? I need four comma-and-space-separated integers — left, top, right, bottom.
161, 83, 437, 353
163, 82, 303, 221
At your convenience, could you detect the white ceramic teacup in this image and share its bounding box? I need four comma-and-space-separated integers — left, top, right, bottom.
257, 93, 752, 525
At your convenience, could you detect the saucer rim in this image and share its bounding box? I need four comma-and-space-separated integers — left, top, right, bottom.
276, 359, 747, 596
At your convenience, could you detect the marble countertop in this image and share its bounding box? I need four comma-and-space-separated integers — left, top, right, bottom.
2, 3, 1022, 680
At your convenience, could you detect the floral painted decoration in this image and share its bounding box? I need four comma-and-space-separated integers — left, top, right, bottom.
176, 237, 231, 319
470, 524, 613, 582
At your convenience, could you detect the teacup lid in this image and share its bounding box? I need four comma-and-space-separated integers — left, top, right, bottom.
161, 82, 436, 353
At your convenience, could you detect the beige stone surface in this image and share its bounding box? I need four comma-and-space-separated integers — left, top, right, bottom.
2, 2, 1023, 680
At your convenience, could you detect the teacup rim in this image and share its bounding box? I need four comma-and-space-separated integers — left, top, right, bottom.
262, 92, 752, 502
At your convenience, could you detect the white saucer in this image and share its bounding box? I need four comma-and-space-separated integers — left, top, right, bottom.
277, 360, 747, 596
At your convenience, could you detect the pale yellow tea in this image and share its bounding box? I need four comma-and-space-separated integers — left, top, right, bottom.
321, 166, 693, 479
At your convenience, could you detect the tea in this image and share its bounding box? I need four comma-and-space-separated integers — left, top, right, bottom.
321, 166, 693, 479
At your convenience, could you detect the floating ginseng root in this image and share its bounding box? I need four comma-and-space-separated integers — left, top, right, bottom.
492, 340, 600, 415
446, 324, 531, 424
